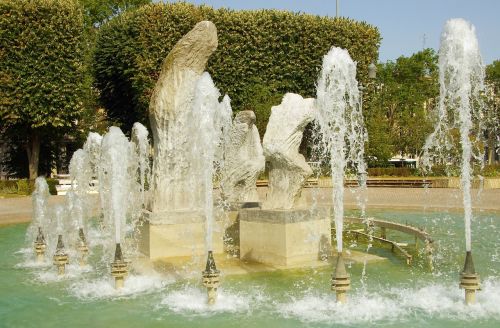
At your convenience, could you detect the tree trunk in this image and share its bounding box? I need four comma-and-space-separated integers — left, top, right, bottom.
26, 131, 41, 180
488, 131, 495, 165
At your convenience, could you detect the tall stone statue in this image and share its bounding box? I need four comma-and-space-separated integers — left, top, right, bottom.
262, 93, 315, 209
148, 21, 218, 215
221, 110, 265, 203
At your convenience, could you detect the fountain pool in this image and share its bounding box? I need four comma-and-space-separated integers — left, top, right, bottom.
1, 209, 499, 327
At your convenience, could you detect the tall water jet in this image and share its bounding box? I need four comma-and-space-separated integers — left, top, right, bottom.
65, 191, 88, 266
316, 47, 367, 302
68, 149, 91, 266
191, 73, 232, 303
422, 18, 485, 304
100, 127, 132, 287
83, 132, 103, 175
131, 122, 150, 209
52, 205, 68, 275
192, 73, 232, 253
30, 177, 50, 262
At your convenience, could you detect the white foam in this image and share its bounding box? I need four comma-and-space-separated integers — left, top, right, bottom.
69, 273, 171, 300
277, 278, 500, 324
159, 286, 266, 316
34, 263, 92, 283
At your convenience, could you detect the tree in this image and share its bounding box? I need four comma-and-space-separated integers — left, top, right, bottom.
485, 60, 500, 164
364, 49, 439, 165
0, 0, 88, 179
79, 0, 151, 27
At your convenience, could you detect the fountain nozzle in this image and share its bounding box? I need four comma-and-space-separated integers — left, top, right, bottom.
34, 227, 46, 263
331, 253, 350, 304
202, 251, 220, 305
111, 243, 128, 289
53, 234, 69, 275
77, 228, 89, 267
459, 251, 480, 305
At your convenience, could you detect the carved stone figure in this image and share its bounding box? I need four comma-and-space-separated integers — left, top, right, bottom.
221, 111, 265, 203
148, 21, 218, 214
262, 93, 315, 209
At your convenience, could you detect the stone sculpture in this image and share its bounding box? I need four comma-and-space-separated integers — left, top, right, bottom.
262, 93, 315, 209
221, 110, 265, 203
148, 21, 218, 214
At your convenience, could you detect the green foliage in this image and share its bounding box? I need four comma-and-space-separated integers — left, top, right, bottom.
485, 60, 500, 165
364, 49, 439, 163
0, 180, 18, 194
486, 60, 500, 87
0, 0, 87, 131
482, 164, 500, 177
0, 179, 59, 195
239, 82, 283, 138
93, 2, 380, 132
79, 0, 150, 27
0, 0, 89, 178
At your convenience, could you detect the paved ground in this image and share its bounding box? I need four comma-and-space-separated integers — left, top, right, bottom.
1, 187, 499, 226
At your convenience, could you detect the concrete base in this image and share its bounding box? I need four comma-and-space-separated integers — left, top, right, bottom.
239, 207, 332, 267
139, 210, 223, 260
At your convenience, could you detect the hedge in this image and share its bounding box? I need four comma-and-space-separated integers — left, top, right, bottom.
0, 0, 87, 130
94, 2, 380, 132
0, 0, 88, 178
0, 179, 58, 195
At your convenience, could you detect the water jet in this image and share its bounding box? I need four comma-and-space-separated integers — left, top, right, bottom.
202, 251, 220, 305
53, 235, 69, 276
111, 243, 128, 289
459, 251, 481, 305
331, 254, 350, 304
34, 227, 46, 263
77, 228, 89, 267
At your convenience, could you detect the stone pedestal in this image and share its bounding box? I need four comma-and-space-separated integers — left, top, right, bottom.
239, 207, 331, 267
223, 202, 261, 257
139, 210, 223, 260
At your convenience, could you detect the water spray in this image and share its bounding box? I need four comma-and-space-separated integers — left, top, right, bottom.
111, 243, 128, 289
34, 227, 46, 263
422, 18, 485, 305
459, 251, 481, 305
53, 235, 68, 275
331, 253, 350, 304
77, 228, 89, 267
202, 251, 220, 305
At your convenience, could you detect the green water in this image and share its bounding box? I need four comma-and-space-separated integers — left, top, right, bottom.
1, 209, 499, 327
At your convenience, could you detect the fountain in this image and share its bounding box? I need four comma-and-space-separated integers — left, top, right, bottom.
221, 110, 265, 204
34, 227, 46, 263
422, 18, 486, 305
77, 227, 88, 267
100, 126, 136, 287
30, 177, 50, 262
141, 21, 229, 260
316, 46, 368, 302
201, 250, 220, 305
7, 18, 497, 324
53, 234, 69, 276
110, 243, 128, 289
239, 92, 332, 268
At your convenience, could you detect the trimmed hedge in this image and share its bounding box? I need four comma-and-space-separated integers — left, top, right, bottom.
94, 2, 380, 131
0, 0, 87, 131
0, 179, 58, 195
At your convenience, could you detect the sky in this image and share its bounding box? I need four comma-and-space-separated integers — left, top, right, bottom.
156, 0, 500, 64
